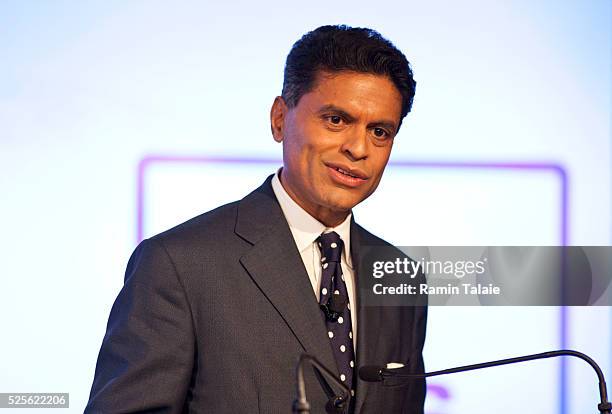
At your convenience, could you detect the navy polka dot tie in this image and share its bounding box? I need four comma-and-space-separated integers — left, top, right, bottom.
317, 231, 356, 398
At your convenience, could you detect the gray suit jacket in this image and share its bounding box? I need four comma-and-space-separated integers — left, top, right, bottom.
86, 175, 427, 413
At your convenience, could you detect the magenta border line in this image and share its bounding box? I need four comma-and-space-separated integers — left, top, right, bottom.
136, 154, 570, 413
136, 156, 281, 243
136, 156, 569, 246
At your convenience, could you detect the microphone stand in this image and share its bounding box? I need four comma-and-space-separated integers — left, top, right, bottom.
360, 349, 611, 414
293, 354, 351, 414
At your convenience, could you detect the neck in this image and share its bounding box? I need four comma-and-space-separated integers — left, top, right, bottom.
312, 208, 349, 228
279, 172, 350, 228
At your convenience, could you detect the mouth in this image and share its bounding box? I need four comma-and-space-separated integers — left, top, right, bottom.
325, 163, 369, 187
334, 167, 360, 178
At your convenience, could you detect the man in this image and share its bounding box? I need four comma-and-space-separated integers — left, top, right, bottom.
87, 25, 427, 413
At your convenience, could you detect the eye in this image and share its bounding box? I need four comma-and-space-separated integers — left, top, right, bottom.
373, 127, 389, 138
328, 115, 342, 125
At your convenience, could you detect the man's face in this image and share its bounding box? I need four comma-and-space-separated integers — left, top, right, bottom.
270, 70, 403, 225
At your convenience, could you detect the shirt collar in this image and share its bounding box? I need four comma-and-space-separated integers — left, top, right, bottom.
271, 169, 353, 268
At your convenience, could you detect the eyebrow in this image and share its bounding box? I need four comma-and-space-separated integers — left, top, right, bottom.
316, 104, 398, 133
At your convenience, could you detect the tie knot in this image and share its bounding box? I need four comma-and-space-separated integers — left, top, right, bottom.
317, 231, 344, 263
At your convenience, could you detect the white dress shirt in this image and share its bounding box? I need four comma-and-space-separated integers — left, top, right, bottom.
271, 170, 357, 349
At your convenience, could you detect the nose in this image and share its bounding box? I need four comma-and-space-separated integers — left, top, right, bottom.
340, 129, 368, 161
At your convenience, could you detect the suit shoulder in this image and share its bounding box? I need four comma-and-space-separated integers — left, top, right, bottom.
148, 200, 241, 250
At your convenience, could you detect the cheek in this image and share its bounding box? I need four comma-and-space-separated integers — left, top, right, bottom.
292, 130, 327, 167
373, 146, 393, 171
283, 135, 320, 182
367, 152, 392, 185
285, 121, 316, 155
283, 132, 308, 164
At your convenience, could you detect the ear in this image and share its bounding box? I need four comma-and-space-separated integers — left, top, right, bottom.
270, 96, 288, 143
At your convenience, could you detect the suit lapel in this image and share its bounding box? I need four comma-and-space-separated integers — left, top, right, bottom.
351, 219, 382, 413
235, 176, 337, 373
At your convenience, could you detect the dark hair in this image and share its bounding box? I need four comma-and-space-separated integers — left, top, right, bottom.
282, 25, 416, 126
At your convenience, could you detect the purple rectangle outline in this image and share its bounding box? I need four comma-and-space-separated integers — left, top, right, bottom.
136, 155, 570, 414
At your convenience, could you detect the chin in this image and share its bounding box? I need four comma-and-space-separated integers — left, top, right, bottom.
324, 195, 363, 212
318, 184, 366, 210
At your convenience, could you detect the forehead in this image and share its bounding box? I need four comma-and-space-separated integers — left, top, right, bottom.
302, 70, 403, 120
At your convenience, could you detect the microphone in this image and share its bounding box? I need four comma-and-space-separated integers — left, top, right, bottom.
320, 294, 348, 322
359, 349, 611, 414
293, 354, 351, 414
359, 365, 385, 382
